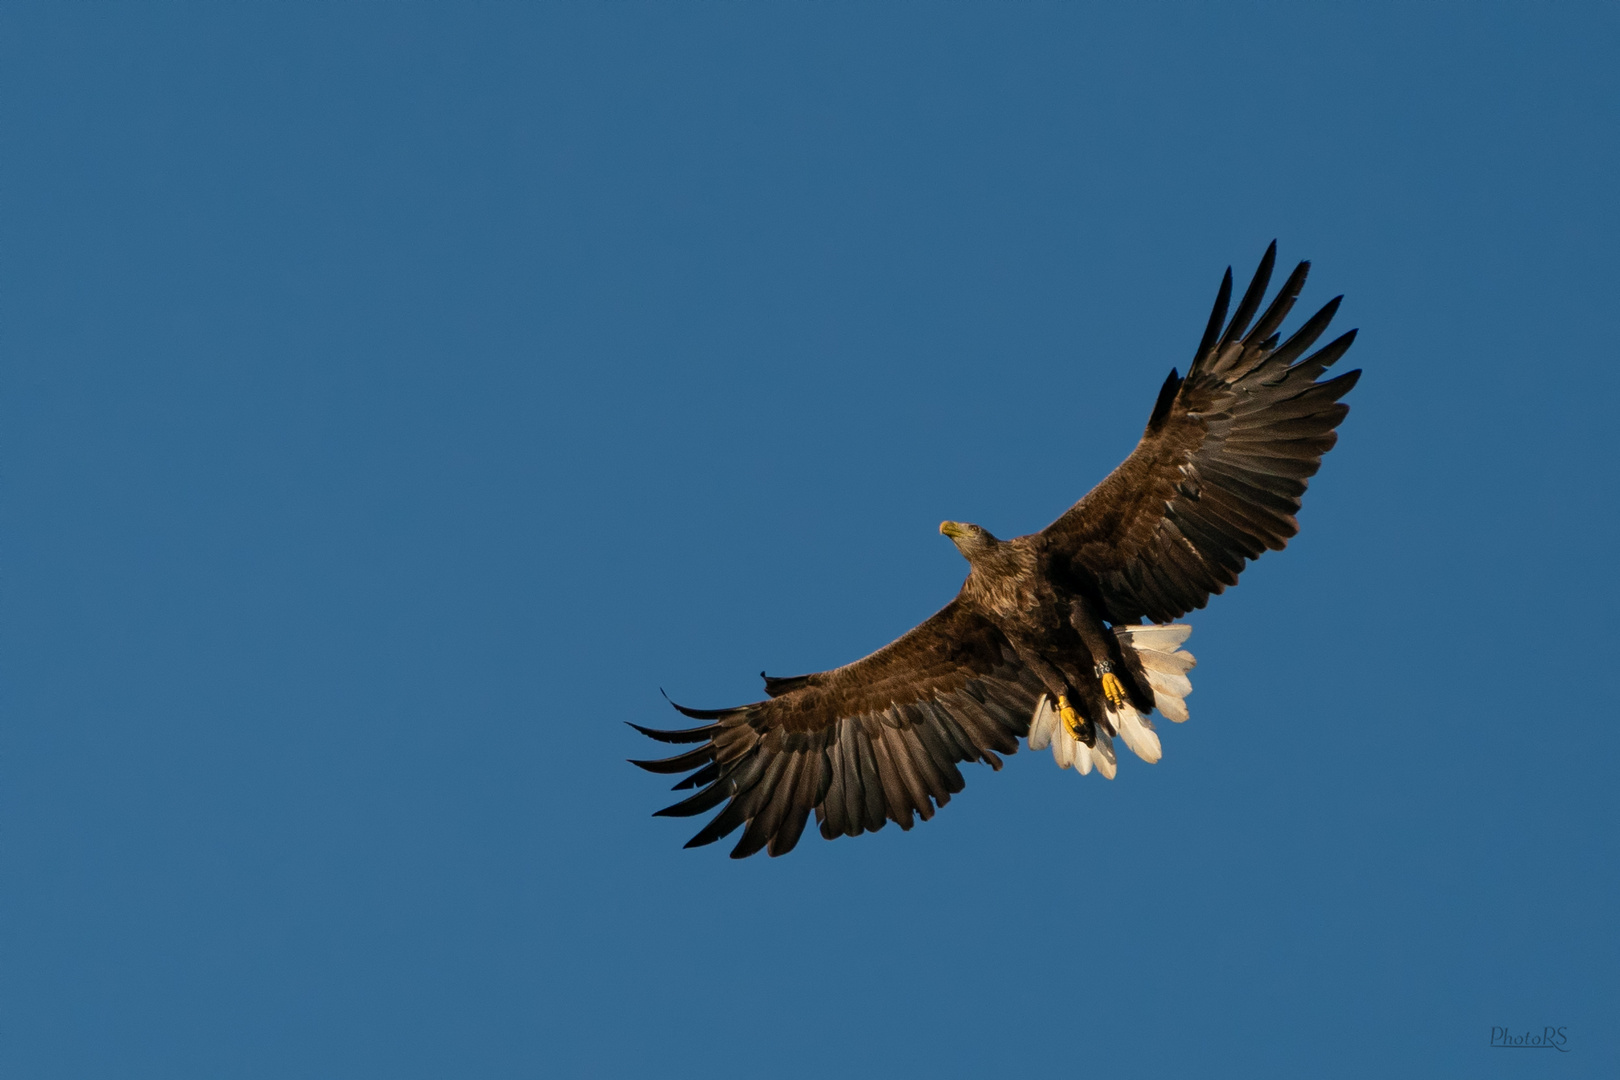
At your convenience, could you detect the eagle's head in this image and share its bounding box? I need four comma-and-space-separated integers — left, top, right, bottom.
939, 521, 1000, 562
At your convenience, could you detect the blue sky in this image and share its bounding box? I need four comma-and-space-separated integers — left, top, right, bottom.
4, 4, 1617, 1077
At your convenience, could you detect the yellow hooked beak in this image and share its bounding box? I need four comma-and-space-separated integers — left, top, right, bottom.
939, 521, 965, 539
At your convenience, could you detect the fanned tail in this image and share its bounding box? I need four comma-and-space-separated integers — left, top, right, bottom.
1115, 623, 1195, 725
1026, 623, 1196, 777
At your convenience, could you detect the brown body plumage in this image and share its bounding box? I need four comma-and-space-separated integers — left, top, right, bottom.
632, 243, 1360, 858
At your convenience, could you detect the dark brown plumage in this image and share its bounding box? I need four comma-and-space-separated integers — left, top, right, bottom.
632, 243, 1359, 858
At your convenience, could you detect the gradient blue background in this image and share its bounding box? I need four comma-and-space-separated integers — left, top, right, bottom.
4, 5, 1617, 1077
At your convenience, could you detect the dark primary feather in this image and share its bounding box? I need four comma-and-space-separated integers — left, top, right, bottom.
627, 744, 714, 775
1041, 241, 1360, 624
1194, 267, 1233, 363
1216, 239, 1275, 350
1146, 368, 1183, 432
631, 600, 1039, 858
626, 721, 716, 745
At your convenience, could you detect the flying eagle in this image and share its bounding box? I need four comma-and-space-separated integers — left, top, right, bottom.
632, 243, 1359, 858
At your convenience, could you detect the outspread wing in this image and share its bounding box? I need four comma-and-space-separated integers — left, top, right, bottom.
1043, 242, 1360, 624
630, 599, 1041, 858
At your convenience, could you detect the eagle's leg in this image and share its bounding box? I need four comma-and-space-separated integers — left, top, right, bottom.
1056, 694, 1089, 741
1006, 637, 1093, 744
1098, 671, 1127, 709
1066, 596, 1138, 712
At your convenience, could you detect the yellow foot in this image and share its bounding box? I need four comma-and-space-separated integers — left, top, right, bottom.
1057, 694, 1087, 739
1100, 672, 1126, 709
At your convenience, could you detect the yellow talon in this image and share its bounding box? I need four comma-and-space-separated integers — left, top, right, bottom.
1057, 694, 1086, 739
1100, 672, 1126, 708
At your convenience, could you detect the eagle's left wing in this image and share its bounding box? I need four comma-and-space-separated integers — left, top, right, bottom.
1041, 243, 1360, 624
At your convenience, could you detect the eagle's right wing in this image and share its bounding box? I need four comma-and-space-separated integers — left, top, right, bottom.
630, 599, 1041, 859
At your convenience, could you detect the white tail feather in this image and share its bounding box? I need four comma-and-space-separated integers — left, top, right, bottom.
1115, 624, 1192, 651
1138, 649, 1196, 675
1052, 724, 1075, 769
1156, 693, 1189, 722
1143, 666, 1193, 699
1028, 695, 1057, 751
1092, 728, 1117, 779
1111, 703, 1162, 763
1119, 623, 1194, 727
1027, 622, 1195, 776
